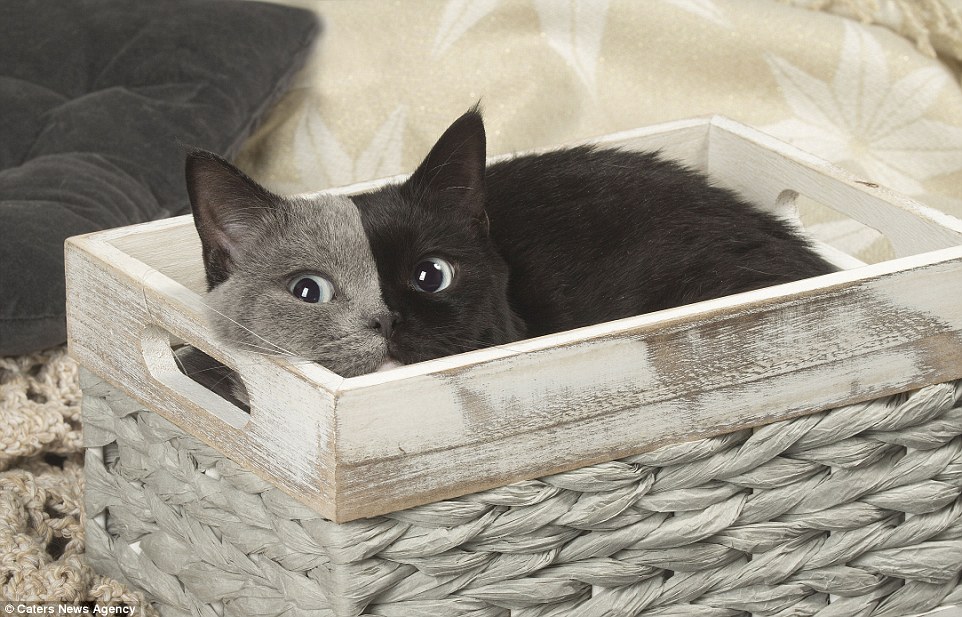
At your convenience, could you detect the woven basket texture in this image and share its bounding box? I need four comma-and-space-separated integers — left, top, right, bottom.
81, 368, 962, 617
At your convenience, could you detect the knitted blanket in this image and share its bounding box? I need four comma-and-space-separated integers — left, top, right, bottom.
0, 349, 154, 611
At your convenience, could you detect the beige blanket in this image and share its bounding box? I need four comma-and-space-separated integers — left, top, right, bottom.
3, 0, 961, 606
238, 0, 962, 266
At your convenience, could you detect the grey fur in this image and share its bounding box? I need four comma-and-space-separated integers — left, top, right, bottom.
205, 193, 391, 377
186, 150, 391, 379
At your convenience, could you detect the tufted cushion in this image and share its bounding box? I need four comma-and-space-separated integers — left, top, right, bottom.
0, 0, 319, 355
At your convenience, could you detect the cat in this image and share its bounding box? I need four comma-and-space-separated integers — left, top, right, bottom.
179, 110, 837, 396
351, 109, 838, 366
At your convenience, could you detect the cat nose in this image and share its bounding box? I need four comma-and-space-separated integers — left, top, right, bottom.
370, 311, 399, 339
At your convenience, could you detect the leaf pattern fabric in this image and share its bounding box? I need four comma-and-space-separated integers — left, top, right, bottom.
237, 0, 962, 263
763, 21, 962, 197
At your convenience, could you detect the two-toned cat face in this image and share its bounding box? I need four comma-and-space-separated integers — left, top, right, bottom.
186, 151, 396, 377
187, 112, 524, 376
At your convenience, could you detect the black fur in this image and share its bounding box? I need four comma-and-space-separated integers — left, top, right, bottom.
354, 110, 837, 363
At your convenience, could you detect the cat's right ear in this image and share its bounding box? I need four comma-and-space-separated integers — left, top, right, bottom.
185, 150, 278, 289
407, 108, 487, 219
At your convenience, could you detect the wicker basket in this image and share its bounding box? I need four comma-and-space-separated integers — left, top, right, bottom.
83, 370, 962, 616
69, 117, 962, 615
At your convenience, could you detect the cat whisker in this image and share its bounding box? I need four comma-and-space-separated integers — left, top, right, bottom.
174, 363, 234, 378
171, 349, 241, 401
206, 369, 241, 394
734, 265, 788, 278
172, 348, 191, 376
196, 299, 297, 356
232, 349, 297, 358
225, 346, 299, 359
222, 339, 299, 357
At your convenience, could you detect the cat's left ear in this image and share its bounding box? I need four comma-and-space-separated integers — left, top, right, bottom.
407, 108, 487, 220
185, 150, 280, 289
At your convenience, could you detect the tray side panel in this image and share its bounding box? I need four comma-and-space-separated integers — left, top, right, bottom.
105, 216, 206, 294
333, 250, 962, 520
705, 118, 962, 257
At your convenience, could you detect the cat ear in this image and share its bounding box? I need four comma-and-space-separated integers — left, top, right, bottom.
407, 108, 487, 218
185, 150, 279, 288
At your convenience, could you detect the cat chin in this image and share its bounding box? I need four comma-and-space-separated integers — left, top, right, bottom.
374, 358, 403, 373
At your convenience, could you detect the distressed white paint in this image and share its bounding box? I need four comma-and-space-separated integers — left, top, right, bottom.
66, 239, 341, 514
66, 117, 962, 522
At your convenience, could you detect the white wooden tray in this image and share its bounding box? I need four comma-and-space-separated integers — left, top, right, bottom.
66, 116, 962, 522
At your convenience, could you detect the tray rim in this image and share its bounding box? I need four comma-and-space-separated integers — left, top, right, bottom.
67, 115, 962, 521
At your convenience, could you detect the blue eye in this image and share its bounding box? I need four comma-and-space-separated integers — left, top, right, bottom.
289, 274, 335, 303
413, 257, 454, 293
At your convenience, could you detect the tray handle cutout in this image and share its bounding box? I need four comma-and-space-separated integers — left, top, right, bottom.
774, 189, 892, 270
141, 324, 252, 430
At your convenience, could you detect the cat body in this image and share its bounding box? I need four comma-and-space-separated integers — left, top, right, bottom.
487, 148, 836, 335
184, 110, 836, 382
352, 110, 837, 365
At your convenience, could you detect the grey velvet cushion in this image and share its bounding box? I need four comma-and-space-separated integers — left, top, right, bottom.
0, 0, 319, 355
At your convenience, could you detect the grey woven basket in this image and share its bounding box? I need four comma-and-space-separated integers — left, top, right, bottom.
82, 368, 962, 617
